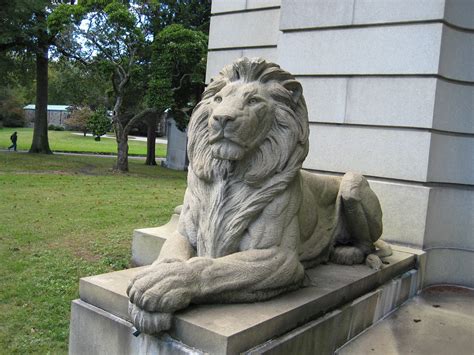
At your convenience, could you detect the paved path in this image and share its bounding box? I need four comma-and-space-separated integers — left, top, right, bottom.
337, 286, 474, 355
71, 133, 168, 144
0, 149, 165, 161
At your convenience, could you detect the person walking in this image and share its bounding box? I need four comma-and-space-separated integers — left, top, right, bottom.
8, 131, 17, 151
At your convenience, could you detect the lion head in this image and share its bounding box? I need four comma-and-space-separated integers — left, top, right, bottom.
188, 57, 309, 187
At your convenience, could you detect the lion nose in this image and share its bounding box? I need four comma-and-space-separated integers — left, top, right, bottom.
213, 115, 235, 126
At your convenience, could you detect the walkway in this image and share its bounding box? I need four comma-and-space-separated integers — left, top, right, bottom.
0, 149, 165, 161
71, 133, 168, 144
337, 286, 474, 355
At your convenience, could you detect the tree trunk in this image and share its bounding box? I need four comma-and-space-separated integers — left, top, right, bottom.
115, 132, 129, 172
29, 21, 52, 154
145, 115, 158, 166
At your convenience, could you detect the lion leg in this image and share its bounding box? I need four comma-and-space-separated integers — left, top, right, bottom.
331, 172, 385, 268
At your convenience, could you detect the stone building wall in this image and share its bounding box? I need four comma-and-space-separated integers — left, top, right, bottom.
24, 108, 70, 127
206, 0, 473, 287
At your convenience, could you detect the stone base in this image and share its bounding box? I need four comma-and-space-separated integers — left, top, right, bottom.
69, 247, 424, 355
131, 214, 178, 266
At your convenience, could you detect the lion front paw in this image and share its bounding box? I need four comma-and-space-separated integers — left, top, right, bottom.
127, 261, 200, 313
128, 302, 172, 335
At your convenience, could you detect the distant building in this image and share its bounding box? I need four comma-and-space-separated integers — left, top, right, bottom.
23, 104, 71, 127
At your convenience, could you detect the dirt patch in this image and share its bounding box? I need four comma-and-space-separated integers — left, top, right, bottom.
424, 285, 474, 295
78, 163, 99, 176
48, 236, 101, 263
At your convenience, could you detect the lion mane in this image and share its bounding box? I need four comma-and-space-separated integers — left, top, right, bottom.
183, 57, 310, 257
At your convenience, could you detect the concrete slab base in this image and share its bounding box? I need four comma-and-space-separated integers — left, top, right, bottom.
69, 248, 424, 355
131, 214, 178, 266
337, 286, 474, 355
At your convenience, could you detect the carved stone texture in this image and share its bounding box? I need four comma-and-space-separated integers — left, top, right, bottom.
127, 57, 388, 335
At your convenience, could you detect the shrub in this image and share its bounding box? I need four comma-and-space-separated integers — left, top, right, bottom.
86, 107, 111, 141
66, 106, 93, 135
2, 108, 26, 127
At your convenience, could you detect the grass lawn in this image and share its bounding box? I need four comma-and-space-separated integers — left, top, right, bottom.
0, 127, 167, 157
0, 152, 187, 353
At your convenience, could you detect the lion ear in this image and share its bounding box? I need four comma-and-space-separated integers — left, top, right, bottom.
282, 80, 303, 104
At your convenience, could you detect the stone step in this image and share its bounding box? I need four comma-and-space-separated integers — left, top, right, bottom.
131, 213, 178, 267
70, 247, 424, 355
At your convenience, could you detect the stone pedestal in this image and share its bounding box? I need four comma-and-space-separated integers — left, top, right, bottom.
69, 246, 424, 354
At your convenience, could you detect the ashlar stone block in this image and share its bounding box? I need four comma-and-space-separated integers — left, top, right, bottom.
208, 9, 280, 49
278, 24, 443, 76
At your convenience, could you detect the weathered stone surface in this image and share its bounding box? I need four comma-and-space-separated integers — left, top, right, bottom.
211, 0, 280, 14
439, 25, 474, 82
132, 214, 178, 266
424, 249, 474, 288
69, 300, 201, 355
304, 124, 432, 181
278, 24, 443, 76
305, 125, 474, 185
246, 266, 423, 355
208, 9, 280, 49
424, 187, 474, 250
279, 0, 446, 30
428, 132, 474, 185
163, 119, 188, 170
280, 0, 474, 30
445, 0, 474, 29
433, 79, 474, 134
337, 287, 474, 354
78, 250, 416, 354
301, 77, 474, 134
127, 58, 389, 336
206, 48, 278, 83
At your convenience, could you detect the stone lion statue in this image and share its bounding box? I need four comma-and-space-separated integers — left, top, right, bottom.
127, 57, 390, 334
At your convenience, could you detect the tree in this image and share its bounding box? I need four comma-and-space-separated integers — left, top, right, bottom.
150, 24, 208, 128
52, 0, 160, 171
159, 0, 211, 34
142, 1, 210, 166
66, 106, 93, 135
0, 0, 80, 154
86, 107, 111, 141
0, 87, 27, 128
48, 59, 110, 108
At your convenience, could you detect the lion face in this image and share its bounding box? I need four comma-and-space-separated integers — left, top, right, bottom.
207, 82, 274, 161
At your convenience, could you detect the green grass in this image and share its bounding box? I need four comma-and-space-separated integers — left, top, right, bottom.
0, 152, 187, 354
0, 127, 167, 157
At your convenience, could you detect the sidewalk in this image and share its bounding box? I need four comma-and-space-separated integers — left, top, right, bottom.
71, 133, 168, 144
0, 149, 165, 161
337, 286, 474, 355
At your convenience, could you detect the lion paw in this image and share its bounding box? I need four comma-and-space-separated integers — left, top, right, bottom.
365, 254, 383, 270
128, 302, 172, 335
127, 261, 199, 313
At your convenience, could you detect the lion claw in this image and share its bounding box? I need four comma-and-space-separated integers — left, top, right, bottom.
128, 302, 172, 335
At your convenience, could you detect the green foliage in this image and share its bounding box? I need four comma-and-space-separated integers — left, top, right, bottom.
86, 107, 111, 140
48, 60, 111, 107
0, 87, 27, 127
149, 24, 208, 130
160, 0, 211, 34
66, 106, 93, 132
48, 124, 65, 131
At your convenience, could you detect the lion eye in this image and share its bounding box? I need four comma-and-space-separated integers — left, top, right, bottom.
248, 98, 259, 105
214, 96, 222, 103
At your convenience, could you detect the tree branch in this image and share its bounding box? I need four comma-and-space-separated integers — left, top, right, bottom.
172, 73, 192, 92
123, 108, 157, 136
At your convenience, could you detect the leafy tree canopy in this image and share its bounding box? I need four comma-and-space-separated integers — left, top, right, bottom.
149, 24, 208, 130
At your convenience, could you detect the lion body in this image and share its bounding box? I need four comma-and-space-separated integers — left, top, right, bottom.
127, 58, 388, 335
